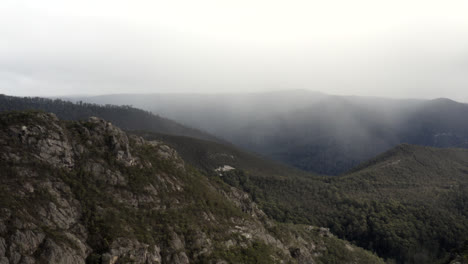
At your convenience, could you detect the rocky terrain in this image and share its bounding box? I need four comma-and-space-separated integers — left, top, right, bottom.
0, 111, 382, 264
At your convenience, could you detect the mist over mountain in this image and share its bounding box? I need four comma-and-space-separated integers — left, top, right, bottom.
72, 91, 468, 175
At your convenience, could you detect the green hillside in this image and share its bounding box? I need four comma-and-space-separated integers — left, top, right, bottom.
0, 111, 383, 264
140, 132, 468, 263
133, 131, 313, 180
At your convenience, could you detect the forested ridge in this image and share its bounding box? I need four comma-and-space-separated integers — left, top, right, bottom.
0, 94, 220, 143
142, 132, 468, 263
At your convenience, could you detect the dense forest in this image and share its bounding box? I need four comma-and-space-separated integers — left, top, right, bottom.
225, 145, 468, 263
141, 132, 468, 263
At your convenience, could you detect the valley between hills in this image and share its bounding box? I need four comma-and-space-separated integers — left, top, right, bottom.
0, 94, 467, 263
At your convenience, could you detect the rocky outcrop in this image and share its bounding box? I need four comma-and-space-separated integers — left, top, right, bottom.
4, 112, 74, 168
0, 111, 383, 264
102, 238, 162, 264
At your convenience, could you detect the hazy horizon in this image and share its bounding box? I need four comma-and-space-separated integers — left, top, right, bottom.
2, 89, 467, 104
2, 1, 468, 101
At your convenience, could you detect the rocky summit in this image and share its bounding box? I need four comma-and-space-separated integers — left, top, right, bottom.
0, 111, 382, 264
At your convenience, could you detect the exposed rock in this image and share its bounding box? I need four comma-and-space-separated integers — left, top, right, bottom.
0, 112, 384, 264
10, 230, 45, 254
6, 114, 75, 169
215, 165, 235, 172
166, 252, 189, 264
222, 186, 267, 219
36, 239, 85, 264
102, 238, 162, 264
87, 116, 138, 166
0, 238, 6, 259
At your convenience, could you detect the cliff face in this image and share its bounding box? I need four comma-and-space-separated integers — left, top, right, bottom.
0, 111, 382, 264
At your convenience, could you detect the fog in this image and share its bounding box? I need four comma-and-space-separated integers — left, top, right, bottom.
1, 0, 468, 101
71, 90, 468, 175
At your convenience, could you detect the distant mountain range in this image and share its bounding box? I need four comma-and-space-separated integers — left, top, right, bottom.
71, 90, 468, 175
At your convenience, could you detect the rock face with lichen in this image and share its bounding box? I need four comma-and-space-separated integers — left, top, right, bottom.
0, 111, 383, 264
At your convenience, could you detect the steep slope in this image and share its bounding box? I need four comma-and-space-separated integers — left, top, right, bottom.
270, 145, 468, 263
128, 132, 468, 263
132, 131, 313, 180
150, 133, 468, 263
0, 111, 382, 264
74, 91, 468, 175
0, 94, 220, 143
331, 144, 468, 262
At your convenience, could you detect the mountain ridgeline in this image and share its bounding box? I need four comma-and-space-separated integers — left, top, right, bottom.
0, 94, 221, 143
0, 111, 383, 264
73, 91, 468, 175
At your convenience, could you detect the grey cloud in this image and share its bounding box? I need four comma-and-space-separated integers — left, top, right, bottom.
1, 0, 468, 101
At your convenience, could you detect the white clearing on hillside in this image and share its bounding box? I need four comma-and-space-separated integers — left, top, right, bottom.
215, 165, 235, 176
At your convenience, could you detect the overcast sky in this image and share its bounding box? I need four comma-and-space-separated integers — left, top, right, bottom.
1, 0, 468, 101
